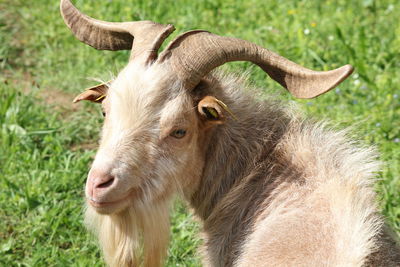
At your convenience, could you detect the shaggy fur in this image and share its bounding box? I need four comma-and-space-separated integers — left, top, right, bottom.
188, 73, 400, 266
82, 61, 400, 266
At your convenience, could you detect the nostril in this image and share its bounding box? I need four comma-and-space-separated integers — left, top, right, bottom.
95, 177, 115, 189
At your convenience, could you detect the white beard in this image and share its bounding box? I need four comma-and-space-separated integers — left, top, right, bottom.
84, 198, 171, 267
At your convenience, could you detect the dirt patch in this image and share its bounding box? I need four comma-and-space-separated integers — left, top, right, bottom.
39, 88, 79, 113
71, 142, 98, 152
38, 88, 100, 152
9, 72, 98, 151
5, 70, 81, 114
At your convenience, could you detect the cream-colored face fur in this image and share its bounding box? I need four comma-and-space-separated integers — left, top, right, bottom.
85, 62, 204, 214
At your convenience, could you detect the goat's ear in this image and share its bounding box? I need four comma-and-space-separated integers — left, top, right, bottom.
198, 96, 237, 125
73, 81, 110, 103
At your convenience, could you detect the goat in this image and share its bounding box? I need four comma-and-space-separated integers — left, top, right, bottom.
60, 0, 400, 266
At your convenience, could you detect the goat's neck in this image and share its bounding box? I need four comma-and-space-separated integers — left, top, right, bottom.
185, 77, 293, 265
188, 89, 290, 221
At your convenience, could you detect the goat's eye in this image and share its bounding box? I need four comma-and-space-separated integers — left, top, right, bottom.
170, 129, 186, 139
102, 112, 106, 117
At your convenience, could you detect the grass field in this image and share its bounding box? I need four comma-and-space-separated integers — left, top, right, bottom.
0, 0, 399, 266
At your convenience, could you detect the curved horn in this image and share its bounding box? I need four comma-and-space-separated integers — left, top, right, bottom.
60, 0, 174, 62
158, 31, 353, 98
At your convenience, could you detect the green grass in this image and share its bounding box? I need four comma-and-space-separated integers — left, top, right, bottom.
0, 0, 399, 265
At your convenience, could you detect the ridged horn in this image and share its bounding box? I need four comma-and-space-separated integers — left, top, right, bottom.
60, 0, 175, 62
158, 31, 353, 98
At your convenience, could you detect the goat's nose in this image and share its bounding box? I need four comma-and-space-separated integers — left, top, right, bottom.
94, 175, 115, 189
87, 169, 115, 198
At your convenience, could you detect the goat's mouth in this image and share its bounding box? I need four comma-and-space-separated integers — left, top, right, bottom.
88, 197, 123, 207
86, 190, 136, 214
87, 197, 127, 214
